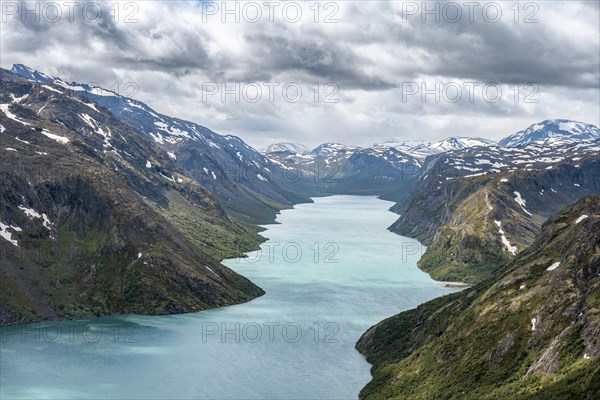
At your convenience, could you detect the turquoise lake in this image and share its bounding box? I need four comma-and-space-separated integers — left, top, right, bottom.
0, 195, 455, 399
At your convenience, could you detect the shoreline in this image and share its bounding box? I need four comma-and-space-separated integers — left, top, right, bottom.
439, 281, 472, 288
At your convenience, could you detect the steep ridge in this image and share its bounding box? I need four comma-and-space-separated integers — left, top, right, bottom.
357, 196, 600, 399
500, 120, 600, 147
0, 69, 264, 325
10, 64, 310, 224
390, 137, 600, 283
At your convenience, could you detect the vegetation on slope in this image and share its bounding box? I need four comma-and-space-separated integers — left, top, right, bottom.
390, 153, 600, 283
357, 196, 600, 399
0, 70, 264, 325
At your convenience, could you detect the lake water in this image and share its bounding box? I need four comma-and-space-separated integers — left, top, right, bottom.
0, 195, 455, 399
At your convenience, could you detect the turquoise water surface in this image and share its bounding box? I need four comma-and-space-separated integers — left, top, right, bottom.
0, 195, 455, 399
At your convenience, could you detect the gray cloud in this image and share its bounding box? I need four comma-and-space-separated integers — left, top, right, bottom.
1, 0, 598, 148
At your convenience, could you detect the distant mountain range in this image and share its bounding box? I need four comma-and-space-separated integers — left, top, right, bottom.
261, 126, 600, 198
263, 137, 497, 160
3, 63, 600, 399
499, 119, 600, 147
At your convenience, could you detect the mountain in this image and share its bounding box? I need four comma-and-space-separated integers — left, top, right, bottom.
260, 142, 309, 154
10, 64, 309, 224
380, 137, 497, 160
0, 69, 264, 325
499, 119, 600, 147
263, 137, 501, 197
357, 196, 600, 400
264, 142, 421, 196
390, 137, 600, 283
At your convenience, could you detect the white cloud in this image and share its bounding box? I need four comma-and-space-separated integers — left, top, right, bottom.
1, 1, 598, 148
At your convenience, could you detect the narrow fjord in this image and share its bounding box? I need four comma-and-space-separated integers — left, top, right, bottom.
0, 196, 454, 399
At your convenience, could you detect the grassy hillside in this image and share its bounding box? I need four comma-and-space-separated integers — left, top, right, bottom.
357, 196, 600, 399
390, 154, 600, 283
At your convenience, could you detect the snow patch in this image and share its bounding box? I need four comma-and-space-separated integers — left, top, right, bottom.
41, 129, 70, 144
159, 172, 175, 182
73, 98, 99, 112
19, 205, 52, 230
145, 160, 152, 169
78, 114, 109, 138
10, 93, 29, 103
531, 318, 537, 331
42, 85, 63, 94
513, 191, 532, 215
494, 220, 517, 255
0, 104, 31, 126
206, 139, 220, 149
205, 265, 219, 277
575, 215, 588, 224
0, 221, 21, 247
546, 262, 560, 271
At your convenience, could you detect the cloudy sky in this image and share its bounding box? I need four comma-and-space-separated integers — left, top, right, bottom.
1, 0, 599, 148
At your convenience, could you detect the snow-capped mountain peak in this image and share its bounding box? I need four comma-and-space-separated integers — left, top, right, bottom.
374, 137, 497, 160
428, 137, 497, 152
261, 143, 309, 154
11, 64, 54, 83
499, 119, 600, 147
312, 143, 358, 154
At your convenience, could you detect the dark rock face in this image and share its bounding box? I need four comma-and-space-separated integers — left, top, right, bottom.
10, 64, 310, 224
357, 196, 600, 399
389, 141, 600, 283
0, 69, 263, 326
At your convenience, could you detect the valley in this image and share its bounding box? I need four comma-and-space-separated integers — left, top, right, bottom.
2, 1, 598, 398
0, 195, 455, 399
2, 64, 600, 399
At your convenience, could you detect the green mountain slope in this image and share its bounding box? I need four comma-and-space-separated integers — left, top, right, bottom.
0, 69, 264, 325
357, 196, 600, 399
390, 148, 600, 283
